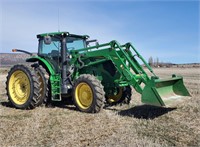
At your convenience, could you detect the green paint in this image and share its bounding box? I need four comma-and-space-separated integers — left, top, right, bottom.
26, 56, 56, 74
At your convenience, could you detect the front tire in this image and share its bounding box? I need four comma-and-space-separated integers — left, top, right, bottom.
72, 74, 105, 113
6, 65, 41, 109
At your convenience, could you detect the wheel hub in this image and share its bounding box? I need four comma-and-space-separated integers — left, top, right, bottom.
107, 87, 123, 103
75, 82, 93, 109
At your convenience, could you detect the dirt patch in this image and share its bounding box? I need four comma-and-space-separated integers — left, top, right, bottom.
0, 67, 199, 146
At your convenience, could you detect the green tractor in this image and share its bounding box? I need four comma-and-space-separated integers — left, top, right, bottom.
6, 32, 190, 113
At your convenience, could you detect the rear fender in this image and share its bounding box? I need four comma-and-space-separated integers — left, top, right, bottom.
26, 56, 56, 75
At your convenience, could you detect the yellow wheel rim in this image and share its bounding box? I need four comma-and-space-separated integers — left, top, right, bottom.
75, 82, 93, 109
8, 70, 31, 105
108, 87, 123, 103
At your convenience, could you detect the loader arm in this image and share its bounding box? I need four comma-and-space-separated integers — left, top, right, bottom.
71, 40, 190, 107
71, 40, 152, 94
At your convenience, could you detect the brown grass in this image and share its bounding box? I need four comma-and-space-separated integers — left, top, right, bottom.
0, 67, 199, 147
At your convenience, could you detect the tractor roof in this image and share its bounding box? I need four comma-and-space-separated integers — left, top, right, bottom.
37, 31, 89, 39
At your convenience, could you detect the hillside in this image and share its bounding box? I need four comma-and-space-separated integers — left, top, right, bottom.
0, 53, 30, 66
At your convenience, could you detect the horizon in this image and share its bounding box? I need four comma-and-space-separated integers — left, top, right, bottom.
0, 0, 199, 64
0, 52, 199, 65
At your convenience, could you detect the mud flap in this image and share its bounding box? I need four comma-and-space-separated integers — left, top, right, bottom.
141, 75, 190, 107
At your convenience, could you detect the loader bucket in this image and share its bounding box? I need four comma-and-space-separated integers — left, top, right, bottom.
141, 75, 190, 107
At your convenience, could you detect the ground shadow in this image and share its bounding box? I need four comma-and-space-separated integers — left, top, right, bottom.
118, 105, 176, 119
1, 101, 14, 108
49, 101, 77, 111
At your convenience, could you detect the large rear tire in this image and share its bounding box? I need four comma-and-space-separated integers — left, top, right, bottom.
6, 65, 41, 109
31, 63, 50, 106
73, 74, 105, 113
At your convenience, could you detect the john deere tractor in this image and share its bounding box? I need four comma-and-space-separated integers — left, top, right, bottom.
6, 32, 190, 113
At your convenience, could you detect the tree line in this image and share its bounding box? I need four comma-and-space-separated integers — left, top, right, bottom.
148, 56, 173, 67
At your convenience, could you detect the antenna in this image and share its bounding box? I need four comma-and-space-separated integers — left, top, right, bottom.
58, 8, 60, 32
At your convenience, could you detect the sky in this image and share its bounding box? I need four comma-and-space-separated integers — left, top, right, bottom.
0, 0, 199, 64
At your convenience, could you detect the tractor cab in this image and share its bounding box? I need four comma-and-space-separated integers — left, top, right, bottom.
37, 32, 88, 61
36, 32, 89, 73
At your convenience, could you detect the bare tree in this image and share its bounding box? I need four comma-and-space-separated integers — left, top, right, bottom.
148, 56, 153, 66
155, 57, 159, 67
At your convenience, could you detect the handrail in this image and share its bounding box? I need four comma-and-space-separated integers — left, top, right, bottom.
76, 42, 110, 52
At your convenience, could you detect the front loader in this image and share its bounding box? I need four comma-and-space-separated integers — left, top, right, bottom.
6, 32, 190, 113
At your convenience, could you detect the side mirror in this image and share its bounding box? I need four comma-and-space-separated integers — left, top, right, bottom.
44, 36, 52, 45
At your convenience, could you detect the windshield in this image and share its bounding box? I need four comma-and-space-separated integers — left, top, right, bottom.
67, 37, 85, 50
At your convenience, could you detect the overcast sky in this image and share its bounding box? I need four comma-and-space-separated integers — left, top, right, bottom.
0, 0, 199, 64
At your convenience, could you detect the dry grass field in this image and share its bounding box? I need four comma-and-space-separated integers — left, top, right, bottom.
0, 67, 199, 147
